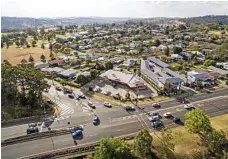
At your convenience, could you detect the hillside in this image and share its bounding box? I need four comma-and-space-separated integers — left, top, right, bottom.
180, 15, 228, 24
1, 17, 132, 32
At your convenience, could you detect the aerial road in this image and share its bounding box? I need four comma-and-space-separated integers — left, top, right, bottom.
2, 95, 228, 159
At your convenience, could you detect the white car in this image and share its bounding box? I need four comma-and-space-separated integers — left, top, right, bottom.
163, 112, 172, 117
152, 103, 160, 107
184, 104, 193, 109
88, 101, 95, 108
104, 102, 112, 107
103, 90, 110, 95
149, 111, 159, 116
149, 115, 159, 121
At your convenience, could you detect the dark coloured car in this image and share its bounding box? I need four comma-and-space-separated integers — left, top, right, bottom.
152, 120, 163, 129
55, 86, 62, 91
125, 106, 135, 111
173, 117, 181, 123
27, 127, 39, 134
47, 100, 54, 105
68, 94, 74, 99
28, 123, 37, 128
79, 94, 86, 99
65, 89, 73, 94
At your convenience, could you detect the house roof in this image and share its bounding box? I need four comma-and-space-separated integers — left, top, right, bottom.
209, 66, 228, 75
59, 69, 78, 77
100, 70, 145, 88
41, 67, 63, 73
48, 59, 65, 65
147, 57, 169, 68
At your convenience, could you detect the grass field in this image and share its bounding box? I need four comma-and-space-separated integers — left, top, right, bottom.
1, 46, 51, 65
152, 114, 228, 156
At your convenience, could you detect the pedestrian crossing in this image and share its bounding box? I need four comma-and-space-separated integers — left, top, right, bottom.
110, 114, 144, 122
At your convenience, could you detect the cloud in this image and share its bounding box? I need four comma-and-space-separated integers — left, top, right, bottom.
1, 0, 228, 18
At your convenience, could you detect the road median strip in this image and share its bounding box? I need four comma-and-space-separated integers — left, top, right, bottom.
1, 128, 75, 147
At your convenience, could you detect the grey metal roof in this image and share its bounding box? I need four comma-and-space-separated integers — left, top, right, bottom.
164, 68, 186, 83
59, 69, 78, 77
147, 57, 169, 68
209, 66, 228, 75
141, 69, 160, 84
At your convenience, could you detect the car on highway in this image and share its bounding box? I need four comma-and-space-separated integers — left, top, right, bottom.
93, 116, 99, 125
152, 103, 160, 108
28, 123, 37, 128
64, 89, 73, 94
68, 94, 74, 99
149, 115, 159, 121
79, 94, 86, 99
72, 130, 82, 138
104, 102, 112, 107
149, 111, 159, 116
184, 104, 194, 110
27, 126, 39, 134
55, 86, 62, 91
125, 106, 135, 111
163, 112, 172, 118
173, 117, 181, 123
88, 101, 96, 108
152, 120, 163, 129
67, 126, 84, 133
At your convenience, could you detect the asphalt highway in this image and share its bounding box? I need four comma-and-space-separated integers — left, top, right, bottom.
2, 95, 228, 159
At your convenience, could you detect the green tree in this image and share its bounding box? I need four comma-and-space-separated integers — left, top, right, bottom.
90, 70, 99, 79
173, 46, 183, 54
94, 138, 136, 159
49, 52, 54, 59
158, 129, 176, 159
104, 61, 113, 70
20, 37, 26, 46
100, 40, 107, 47
202, 129, 227, 158
21, 59, 28, 64
41, 43, 45, 49
164, 47, 170, 56
32, 40, 37, 47
153, 39, 161, 47
134, 129, 153, 159
28, 55, 34, 63
40, 54, 46, 62
185, 108, 212, 134
76, 74, 88, 85
15, 40, 20, 47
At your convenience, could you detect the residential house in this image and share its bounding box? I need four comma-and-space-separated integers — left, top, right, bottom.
171, 54, 183, 61
180, 52, 192, 60
58, 69, 78, 78
122, 59, 136, 67
208, 66, 228, 78
117, 49, 126, 54
34, 62, 49, 69
48, 59, 65, 67
186, 71, 211, 86
110, 57, 124, 64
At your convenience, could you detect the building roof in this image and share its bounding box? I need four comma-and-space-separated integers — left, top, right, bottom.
147, 57, 169, 68
41, 67, 63, 73
48, 59, 65, 65
100, 70, 145, 88
209, 66, 228, 75
59, 69, 78, 77
164, 68, 187, 83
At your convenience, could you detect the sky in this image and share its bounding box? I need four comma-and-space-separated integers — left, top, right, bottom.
1, 0, 228, 18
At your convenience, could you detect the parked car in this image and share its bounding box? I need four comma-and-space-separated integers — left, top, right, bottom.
173, 117, 181, 123
163, 112, 172, 118
72, 130, 82, 138
104, 102, 112, 107
149, 115, 159, 121
28, 123, 37, 128
68, 94, 74, 99
88, 101, 96, 108
55, 86, 62, 91
125, 106, 135, 111
79, 94, 86, 99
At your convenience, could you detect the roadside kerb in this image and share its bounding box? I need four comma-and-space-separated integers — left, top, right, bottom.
19, 133, 138, 159
1, 129, 71, 147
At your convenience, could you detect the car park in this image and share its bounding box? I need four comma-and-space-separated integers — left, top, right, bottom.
163, 112, 172, 118
104, 102, 112, 107
88, 101, 96, 108
173, 117, 181, 123
125, 106, 135, 111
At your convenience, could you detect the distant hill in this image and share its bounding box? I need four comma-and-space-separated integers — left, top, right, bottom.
1, 16, 132, 32
180, 15, 228, 24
